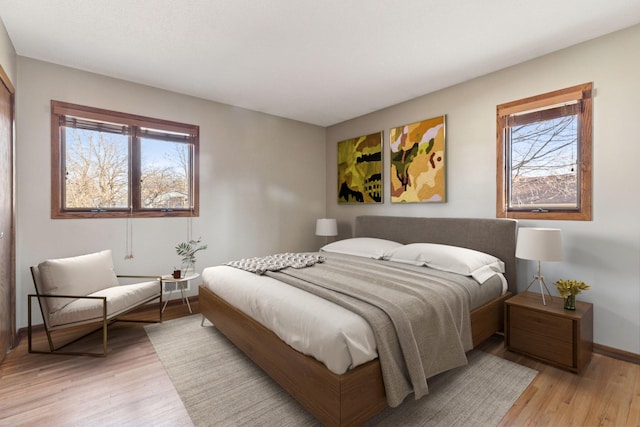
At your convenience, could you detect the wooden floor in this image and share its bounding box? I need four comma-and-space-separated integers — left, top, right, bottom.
477, 336, 640, 427
1, 299, 639, 426
0, 301, 196, 427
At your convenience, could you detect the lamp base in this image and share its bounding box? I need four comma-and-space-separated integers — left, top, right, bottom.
524, 275, 554, 305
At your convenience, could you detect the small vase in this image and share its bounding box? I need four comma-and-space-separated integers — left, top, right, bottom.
180, 260, 195, 278
564, 294, 576, 310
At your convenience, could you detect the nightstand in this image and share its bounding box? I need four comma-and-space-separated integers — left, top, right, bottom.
505, 291, 593, 373
161, 273, 199, 314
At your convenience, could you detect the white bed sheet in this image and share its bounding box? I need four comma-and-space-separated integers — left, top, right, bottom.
201, 262, 506, 375
202, 265, 377, 374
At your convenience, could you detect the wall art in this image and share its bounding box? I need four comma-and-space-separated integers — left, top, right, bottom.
337, 131, 383, 204
390, 116, 445, 203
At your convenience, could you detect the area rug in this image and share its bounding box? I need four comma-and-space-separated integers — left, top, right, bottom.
145, 315, 537, 426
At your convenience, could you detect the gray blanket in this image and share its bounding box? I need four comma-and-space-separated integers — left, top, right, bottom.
265, 252, 473, 407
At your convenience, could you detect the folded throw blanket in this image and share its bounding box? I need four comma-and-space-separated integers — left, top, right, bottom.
226, 252, 325, 275
268, 252, 472, 407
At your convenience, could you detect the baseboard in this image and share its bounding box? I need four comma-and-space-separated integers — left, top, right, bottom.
594, 343, 640, 365
15, 325, 30, 344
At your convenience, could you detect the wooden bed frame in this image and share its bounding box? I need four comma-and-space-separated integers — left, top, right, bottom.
199, 216, 518, 426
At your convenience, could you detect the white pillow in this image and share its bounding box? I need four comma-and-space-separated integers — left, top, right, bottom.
384, 243, 505, 283
38, 250, 120, 313
320, 237, 403, 259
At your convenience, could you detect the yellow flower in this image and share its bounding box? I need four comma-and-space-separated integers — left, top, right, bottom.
554, 279, 591, 298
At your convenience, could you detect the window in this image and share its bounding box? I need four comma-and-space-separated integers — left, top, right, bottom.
51, 101, 199, 218
496, 83, 592, 220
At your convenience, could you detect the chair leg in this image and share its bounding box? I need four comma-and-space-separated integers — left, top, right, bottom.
159, 283, 164, 323
28, 295, 56, 353
28, 325, 108, 357
27, 295, 108, 357
45, 329, 56, 352
102, 300, 108, 356
29, 294, 162, 357
27, 295, 33, 353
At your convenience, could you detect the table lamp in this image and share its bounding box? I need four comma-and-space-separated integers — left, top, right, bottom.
315, 218, 338, 244
515, 227, 563, 305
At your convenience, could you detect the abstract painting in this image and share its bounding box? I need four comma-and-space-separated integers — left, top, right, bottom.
337, 131, 383, 204
390, 116, 446, 203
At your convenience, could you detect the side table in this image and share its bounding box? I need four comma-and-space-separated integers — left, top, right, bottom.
162, 273, 199, 314
505, 291, 593, 373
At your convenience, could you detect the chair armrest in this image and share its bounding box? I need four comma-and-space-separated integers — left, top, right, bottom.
116, 275, 163, 280
116, 275, 163, 292
28, 293, 107, 301
28, 294, 109, 334
28, 294, 107, 322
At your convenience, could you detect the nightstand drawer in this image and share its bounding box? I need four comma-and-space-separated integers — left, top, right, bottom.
509, 306, 573, 342
509, 326, 574, 366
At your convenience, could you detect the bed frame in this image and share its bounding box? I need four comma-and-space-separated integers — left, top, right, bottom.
199, 215, 518, 426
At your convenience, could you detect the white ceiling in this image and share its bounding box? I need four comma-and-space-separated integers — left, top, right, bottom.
1, 0, 640, 127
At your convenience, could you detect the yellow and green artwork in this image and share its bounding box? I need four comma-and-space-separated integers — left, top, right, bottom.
337, 132, 383, 204
390, 116, 446, 203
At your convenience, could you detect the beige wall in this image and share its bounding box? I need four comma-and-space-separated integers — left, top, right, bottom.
326, 24, 640, 354
14, 58, 326, 327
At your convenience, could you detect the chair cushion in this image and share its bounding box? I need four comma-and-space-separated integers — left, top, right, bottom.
37, 250, 120, 314
48, 280, 161, 328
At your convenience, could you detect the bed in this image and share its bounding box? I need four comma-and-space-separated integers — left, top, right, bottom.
199, 215, 517, 426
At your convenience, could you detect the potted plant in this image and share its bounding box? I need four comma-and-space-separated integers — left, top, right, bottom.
175, 237, 207, 277
554, 279, 591, 310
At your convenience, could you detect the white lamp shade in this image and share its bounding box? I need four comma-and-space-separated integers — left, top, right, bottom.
516, 228, 563, 262
315, 218, 338, 237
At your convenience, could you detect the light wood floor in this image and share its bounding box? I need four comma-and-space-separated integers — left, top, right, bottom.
1, 300, 639, 426
478, 336, 640, 427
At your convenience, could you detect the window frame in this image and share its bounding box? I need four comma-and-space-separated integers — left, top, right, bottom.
496, 83, 592, 221
51, 100, 200, 219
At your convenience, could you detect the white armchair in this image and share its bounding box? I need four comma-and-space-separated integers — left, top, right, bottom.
28, 249, 163, 356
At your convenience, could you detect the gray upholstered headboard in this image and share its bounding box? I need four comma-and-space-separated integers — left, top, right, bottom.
354, 215, 518, 293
